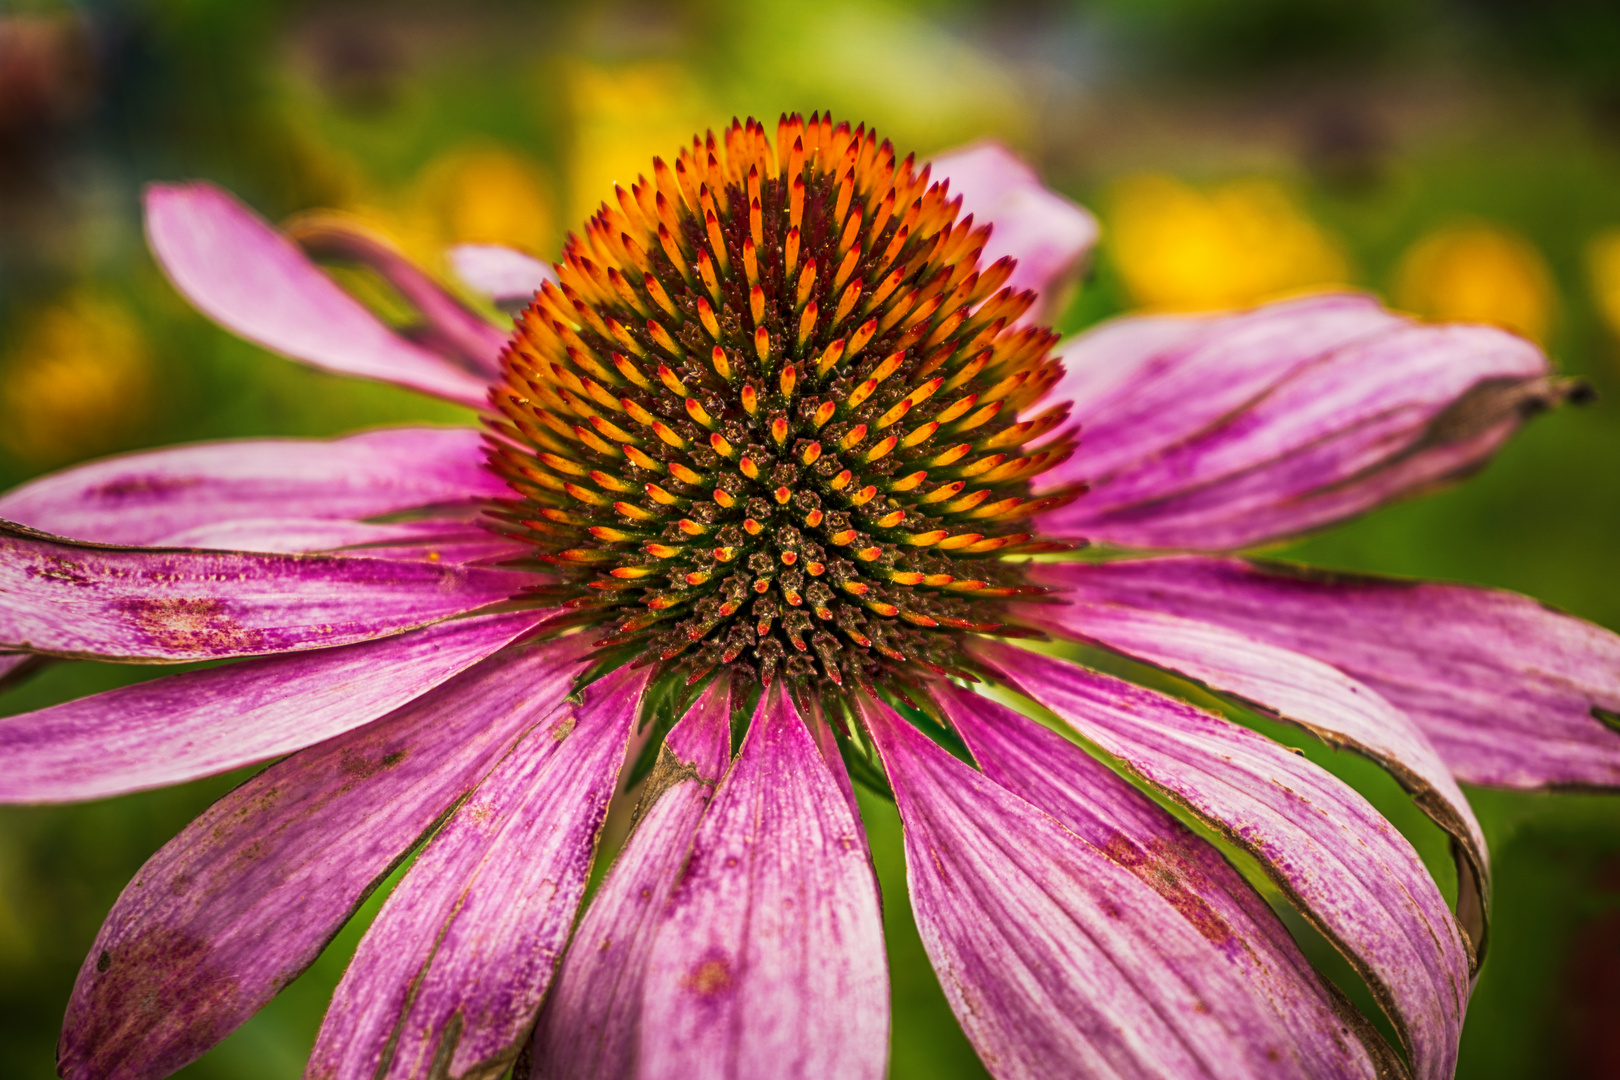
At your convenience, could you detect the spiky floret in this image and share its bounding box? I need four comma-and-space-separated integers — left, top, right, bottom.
486, 113, 1082, 687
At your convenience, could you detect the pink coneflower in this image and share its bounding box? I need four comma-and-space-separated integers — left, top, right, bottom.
2, 113, 1616, 1080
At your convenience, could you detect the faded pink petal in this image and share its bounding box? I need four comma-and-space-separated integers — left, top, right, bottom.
56, 634, 591, 1080
0, 427, 504, 549
862, 694, 1318, 1080
634, 684, 888, 1080
0, 651, 43, 690
146, 517, 521, 563
306, 664, 649, 1080
0, 520, 528, 661
930, 142, 1099, 321
933, 683, 1393, 1080
145, 183, 491, 406
1016, 593, 1490, 949
1042, 295, 1395, 481
292, 218, 511, 377
0, 610, 550, 803
532, 676, 734, 1079
1035, 293, 1566, 550
449, 243, 557, 311
976, 641, 1470, 1080
1038, 555, 1620, 790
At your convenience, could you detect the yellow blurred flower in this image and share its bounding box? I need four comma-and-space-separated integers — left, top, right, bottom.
407, 142, 555, 256
1586, 228, 1620, 341
291, 141, 555, 314
1, 289, 153, 465
1108, 174, 1351, 312
1393, 222, 1555, 343
567, 61, 715, 226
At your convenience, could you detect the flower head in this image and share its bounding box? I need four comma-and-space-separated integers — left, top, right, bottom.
491, 116, 1076, 688
0, 113, 1616, 1080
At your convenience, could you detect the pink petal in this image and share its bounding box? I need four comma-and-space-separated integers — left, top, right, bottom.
976, 641, 1471, 1080
1035, 293, 1568, 550
1044, 294, 1394, 481
933, 683, 1392, 1079
1037, 555, 1620, 790
532, 675, 734, 1079
862, 694, 1321, 1080
0, 651, 44, 690
145, 518, 517, 562
306, 664, 650, 1080
1017, 592, 1490, 950
144, 183, 491, 406
0, 427, 505, 549
293, 218, 511, 378
634, 683, 888, 1080
448, 243, 557, 311
0, 520, 529, 661
930, 142, 1099, 321
0, 610, 550, 804
56, 634, 590, 1080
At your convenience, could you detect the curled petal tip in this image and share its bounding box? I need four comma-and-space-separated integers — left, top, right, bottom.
143, 180, 491, 406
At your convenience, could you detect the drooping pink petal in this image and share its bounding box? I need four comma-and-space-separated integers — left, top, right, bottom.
1015, 594, 1490, 949
862, 694, 1322, 1080
56, 634, 591, 1080
0, 651, 46, 691
1043, 295, 1395, 480
292, 217, 511, 378
932, 683, 1394, 1080
317, 533, 531, 568
0, 520, 529, 661
930, 142, 1099, 321
0, 610, 550, 803
634, 684, 888, 1080
143, 517, 527, 567
0, 427, 505, 548
1033, 555, 1620, 790
1034, 293, 1568, 550
532, 675, 734, 1079
144, 182, 492, 406
974, 641, 1471, 1080
305, 664, 650, 1080
449, 243, 557, 311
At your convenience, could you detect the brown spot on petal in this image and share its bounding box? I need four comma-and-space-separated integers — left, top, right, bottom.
685, 956, 734, 997
90, 475, 203, 499
121, 597, 266, 654
1102, 833, 1234, 947
61, 926, 241, 1080
26, 553, 91, 586
339, 747, 409, 779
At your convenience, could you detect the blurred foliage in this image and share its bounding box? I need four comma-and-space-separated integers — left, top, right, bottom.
3, 0, 1620, 1077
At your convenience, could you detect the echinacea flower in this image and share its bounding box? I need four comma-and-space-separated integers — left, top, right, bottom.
2, 113, 1616, 1080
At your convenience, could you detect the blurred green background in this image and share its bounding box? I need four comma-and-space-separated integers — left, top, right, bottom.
2, 0, 1620, 1076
